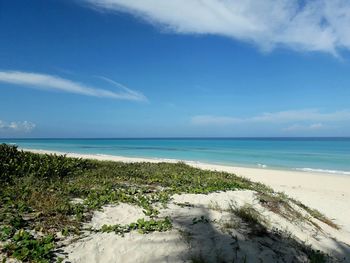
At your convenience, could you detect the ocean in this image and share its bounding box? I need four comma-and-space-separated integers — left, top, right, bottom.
1, 138, 350, 175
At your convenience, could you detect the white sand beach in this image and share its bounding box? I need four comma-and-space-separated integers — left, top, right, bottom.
24, 149, 350, 262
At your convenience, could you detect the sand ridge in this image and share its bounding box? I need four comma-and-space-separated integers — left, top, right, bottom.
23, 149, 350, 262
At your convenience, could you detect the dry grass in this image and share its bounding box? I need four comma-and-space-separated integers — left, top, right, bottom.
291, 198, 340, 230
257, 192, 339, 230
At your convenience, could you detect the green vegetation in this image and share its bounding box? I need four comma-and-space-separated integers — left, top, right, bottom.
257, 192, 303, 221
229, 203, 269, 236
100, 217, 172, 235
0, 144, 337, 262
231, 203, 264, 226
0, 144, 256, 261
0, 144, 92, 184
3, 230, 55, 263
191, 216, 210, 225
308, 249, 327, 263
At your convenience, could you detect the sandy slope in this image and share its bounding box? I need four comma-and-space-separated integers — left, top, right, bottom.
24, 149, 350, 262
189, 163, 350, 236
60, 191, 350, 262
25, 149, 350, 233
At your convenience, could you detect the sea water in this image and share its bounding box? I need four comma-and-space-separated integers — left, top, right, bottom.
1, 138, 349, 175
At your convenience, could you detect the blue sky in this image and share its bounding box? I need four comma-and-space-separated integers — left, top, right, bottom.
1, 0, 350, 138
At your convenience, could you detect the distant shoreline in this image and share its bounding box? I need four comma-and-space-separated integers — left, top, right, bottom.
3, 136, 350, 140
2, 137, 348, 175
20, 147, 350, 176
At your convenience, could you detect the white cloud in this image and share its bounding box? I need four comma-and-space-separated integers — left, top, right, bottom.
191, 109, 350, 125
0, 120, 36, 133
283, 123, 325, 132
192, 115, 241, 125
249, 109, 350, 122
83, 0, 350, 54
0, 71, 147, 102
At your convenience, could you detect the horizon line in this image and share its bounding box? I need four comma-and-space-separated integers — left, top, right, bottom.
1, 136, 350, 140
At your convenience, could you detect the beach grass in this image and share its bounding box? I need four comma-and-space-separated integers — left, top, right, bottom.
0, 144, 335, 262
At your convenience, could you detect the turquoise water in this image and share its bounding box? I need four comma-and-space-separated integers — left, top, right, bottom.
1, 138, 350, 174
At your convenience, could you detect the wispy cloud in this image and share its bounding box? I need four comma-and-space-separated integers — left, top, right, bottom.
97, 76, 148, 102
191, 109, 350, 125
283, 123, 325, 132
0, 71, 147, 101
83, 0, 350, 54
0, 120, 36, 133
192, 115, 241, 126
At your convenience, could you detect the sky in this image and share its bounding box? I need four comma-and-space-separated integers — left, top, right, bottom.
0, 0, 350, 138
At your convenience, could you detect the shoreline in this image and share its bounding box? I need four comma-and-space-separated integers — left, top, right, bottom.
21, 147, 350, 176
23, 148, 350, 235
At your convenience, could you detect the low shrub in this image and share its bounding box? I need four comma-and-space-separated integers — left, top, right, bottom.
0, 144, 92, 184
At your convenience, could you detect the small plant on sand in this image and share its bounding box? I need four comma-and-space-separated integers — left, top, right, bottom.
100, 217, 172, 235
308, 249, 327, 263
191, 216, 210, 225
174, 202, 195, 208
230, 203, 263, 226
133, 217, 172, 234
3, 229, 55, 263
230, 203, 268, 236
221, 220, 240, 231
0, 226, 15, 241
257, 192, 303, 221
82, 185, 168, 218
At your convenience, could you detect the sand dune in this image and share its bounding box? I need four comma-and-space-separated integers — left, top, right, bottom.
24, 149, 350, 262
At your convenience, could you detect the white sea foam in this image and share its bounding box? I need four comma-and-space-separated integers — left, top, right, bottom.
257, 163, 267, 168
296, 168, 350, 175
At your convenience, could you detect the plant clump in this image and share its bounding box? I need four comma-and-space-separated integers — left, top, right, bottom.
100, 217, 172, 235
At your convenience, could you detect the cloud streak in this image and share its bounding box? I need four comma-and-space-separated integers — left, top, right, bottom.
84, 0, 350, 54
283, 123, 325, 132
0, 120, 36, 133
0, 71, 147, 101
97, 76, 148, 102
191, 109, 350, 125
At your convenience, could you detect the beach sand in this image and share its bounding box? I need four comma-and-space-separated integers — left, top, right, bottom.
24, 149, 350, 262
